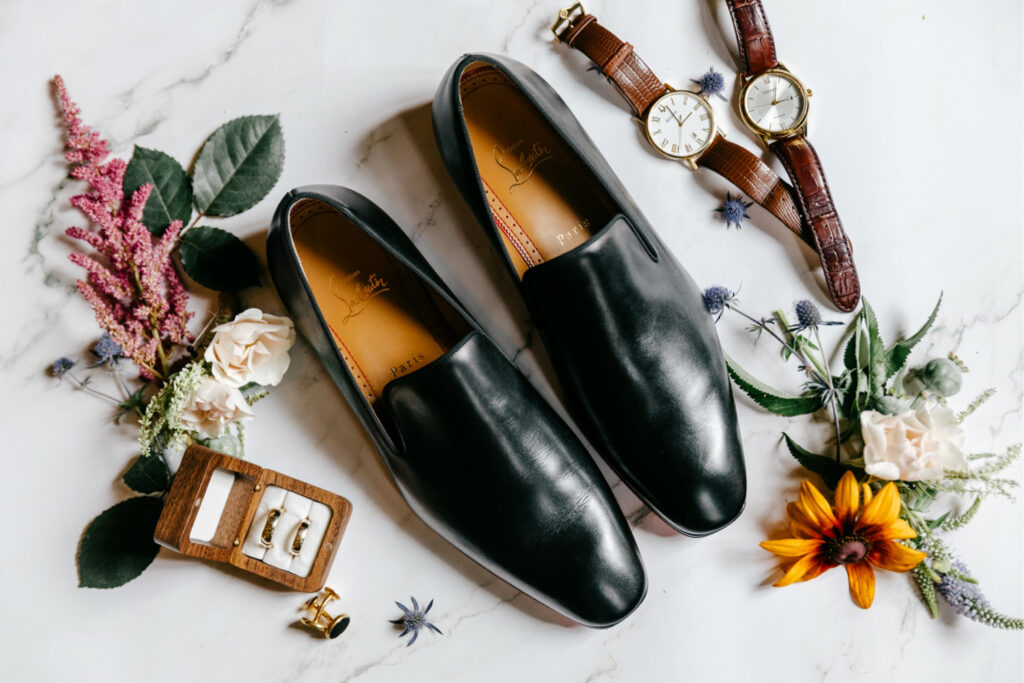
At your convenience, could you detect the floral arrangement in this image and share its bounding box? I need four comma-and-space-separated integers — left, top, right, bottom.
704, 288, 1022, 630
51, 76, 292, 588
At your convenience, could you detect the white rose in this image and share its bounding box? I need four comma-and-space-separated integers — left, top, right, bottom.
204, 308, 295, 387
180, 376, 254, 439
860, 403, 967, 481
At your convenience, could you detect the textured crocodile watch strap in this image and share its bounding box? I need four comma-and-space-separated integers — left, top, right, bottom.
773, 136, 860, 311
559, 13, 666, 117
725, 0, 779, 75
696, 136, 812, 246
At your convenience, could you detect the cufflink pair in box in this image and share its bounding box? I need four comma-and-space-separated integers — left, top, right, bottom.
154, 444, 352, 591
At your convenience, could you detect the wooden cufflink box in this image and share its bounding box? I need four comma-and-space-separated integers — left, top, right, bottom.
154, 444, 352, 592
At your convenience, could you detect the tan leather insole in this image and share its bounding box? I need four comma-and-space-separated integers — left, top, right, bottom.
460, 63, 615, 277
291, 199, 468, 408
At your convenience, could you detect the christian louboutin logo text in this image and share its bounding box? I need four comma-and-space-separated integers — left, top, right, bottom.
329, 270, 389, 324
493, 139, 552, 192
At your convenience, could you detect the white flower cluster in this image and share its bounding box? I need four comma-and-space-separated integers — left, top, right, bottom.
179, 309, 295, 439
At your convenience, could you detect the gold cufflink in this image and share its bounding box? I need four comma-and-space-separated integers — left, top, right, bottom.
300, 587, 350, 639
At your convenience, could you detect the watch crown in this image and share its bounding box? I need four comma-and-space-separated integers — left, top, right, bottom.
807, 88, 814, 97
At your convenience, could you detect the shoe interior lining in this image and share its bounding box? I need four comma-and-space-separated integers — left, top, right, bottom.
459, 62, 616, 277
290, 198, 470, 412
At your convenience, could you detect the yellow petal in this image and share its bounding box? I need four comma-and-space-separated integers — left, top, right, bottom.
869, 540, 928, 572
846, 562, 876, 609
859, 482, 901, 527
860, 484, 873, 506
877, 518, 917, 541
760, 538, 823, 558
798, 480, 839, 530
834, 471, 860, 524
797, 562, 829, 583
787, 502, 826, 539
773, 554, 821, 587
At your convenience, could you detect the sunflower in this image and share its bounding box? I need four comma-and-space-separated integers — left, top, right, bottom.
761, 471, 927, 608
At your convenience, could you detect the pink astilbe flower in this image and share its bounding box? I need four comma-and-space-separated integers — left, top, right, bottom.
55, 75, 193, 380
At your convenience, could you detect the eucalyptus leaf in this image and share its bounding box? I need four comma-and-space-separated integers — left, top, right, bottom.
783, 433, 855, 489
122, 453, 171, 494
205, 432, 243, 458
123, 146, 193, 235
726, 354, 821, 417
885, 295, 942, 379
178, 226, 261, 291
78, 497, 163, 589
192, 115, 284, 216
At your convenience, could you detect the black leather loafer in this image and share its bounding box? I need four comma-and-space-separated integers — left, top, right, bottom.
432, 54, 746, 536
267, 185, 645, 627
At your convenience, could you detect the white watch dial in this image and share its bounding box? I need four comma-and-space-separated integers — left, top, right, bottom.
743, 72, 807, 134
644, 91, 715, 159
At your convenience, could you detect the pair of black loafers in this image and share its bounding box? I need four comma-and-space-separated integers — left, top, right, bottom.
267, 54, 746, 628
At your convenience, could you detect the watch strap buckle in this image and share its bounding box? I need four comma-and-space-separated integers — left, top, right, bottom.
551, 3, 586, 41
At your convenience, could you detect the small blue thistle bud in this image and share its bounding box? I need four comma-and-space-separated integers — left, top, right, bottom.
51, 357, 76, 378
691, 66, 727, 100
715, 192, 753, 229
702, 286, 736, 321
90, 333, 124, 366
791, 299, 841, 332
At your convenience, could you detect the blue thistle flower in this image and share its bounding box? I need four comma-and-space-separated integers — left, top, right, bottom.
702, 286, 737, 322
791, 300, 841, 332
51, 357, 76, 378
715, 192, 753, 229
389, 596, 442, 646
691, 66, 727, 100
90, 333, 124, 366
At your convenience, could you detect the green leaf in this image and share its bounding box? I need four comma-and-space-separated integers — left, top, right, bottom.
178, 226, 261, 291
123, 146, 193, 235
205, 432, 243, 458
861, 299, 887, 399
885, 294, 942, 379
783, 433, 855, 489
122, 453, 171, 494
192, 115, 284, 217
78, 497, 164, 589
726, 354, 821, 416
842, 312, 862, 370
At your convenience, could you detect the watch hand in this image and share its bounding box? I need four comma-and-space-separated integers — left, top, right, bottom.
667, 108, 683, 125
772, 79, 779, 105
681, 111, 693, 125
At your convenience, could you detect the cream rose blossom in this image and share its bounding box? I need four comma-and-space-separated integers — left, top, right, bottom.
860, 403, 967, 481
180, 376, 254, 439
204, 309, 295, 387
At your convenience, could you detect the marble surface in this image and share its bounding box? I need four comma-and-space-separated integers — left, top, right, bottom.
1, 1, 1021, 681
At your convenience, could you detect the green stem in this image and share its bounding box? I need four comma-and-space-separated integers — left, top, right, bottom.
727, 306, 829, 387
812, 326, 843, 461
65, 372, 122, 406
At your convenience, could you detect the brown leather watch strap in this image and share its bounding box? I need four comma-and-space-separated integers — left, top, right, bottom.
559, 13, 666, 117
696, 136, 812, 246
724, 0, 779, 75
773, 137, 860, 311
554, 11, 815, 246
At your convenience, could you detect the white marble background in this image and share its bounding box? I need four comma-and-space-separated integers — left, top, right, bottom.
1, 1, 1021, 681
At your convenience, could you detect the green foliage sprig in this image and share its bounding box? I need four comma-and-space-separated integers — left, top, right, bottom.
704, 288, 1021, 629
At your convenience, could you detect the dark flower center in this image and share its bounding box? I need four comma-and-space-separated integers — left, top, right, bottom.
826, 535, 870, 565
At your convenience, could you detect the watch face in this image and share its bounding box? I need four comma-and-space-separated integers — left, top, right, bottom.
742, 71, 808, 135
644, 91, 715, 159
